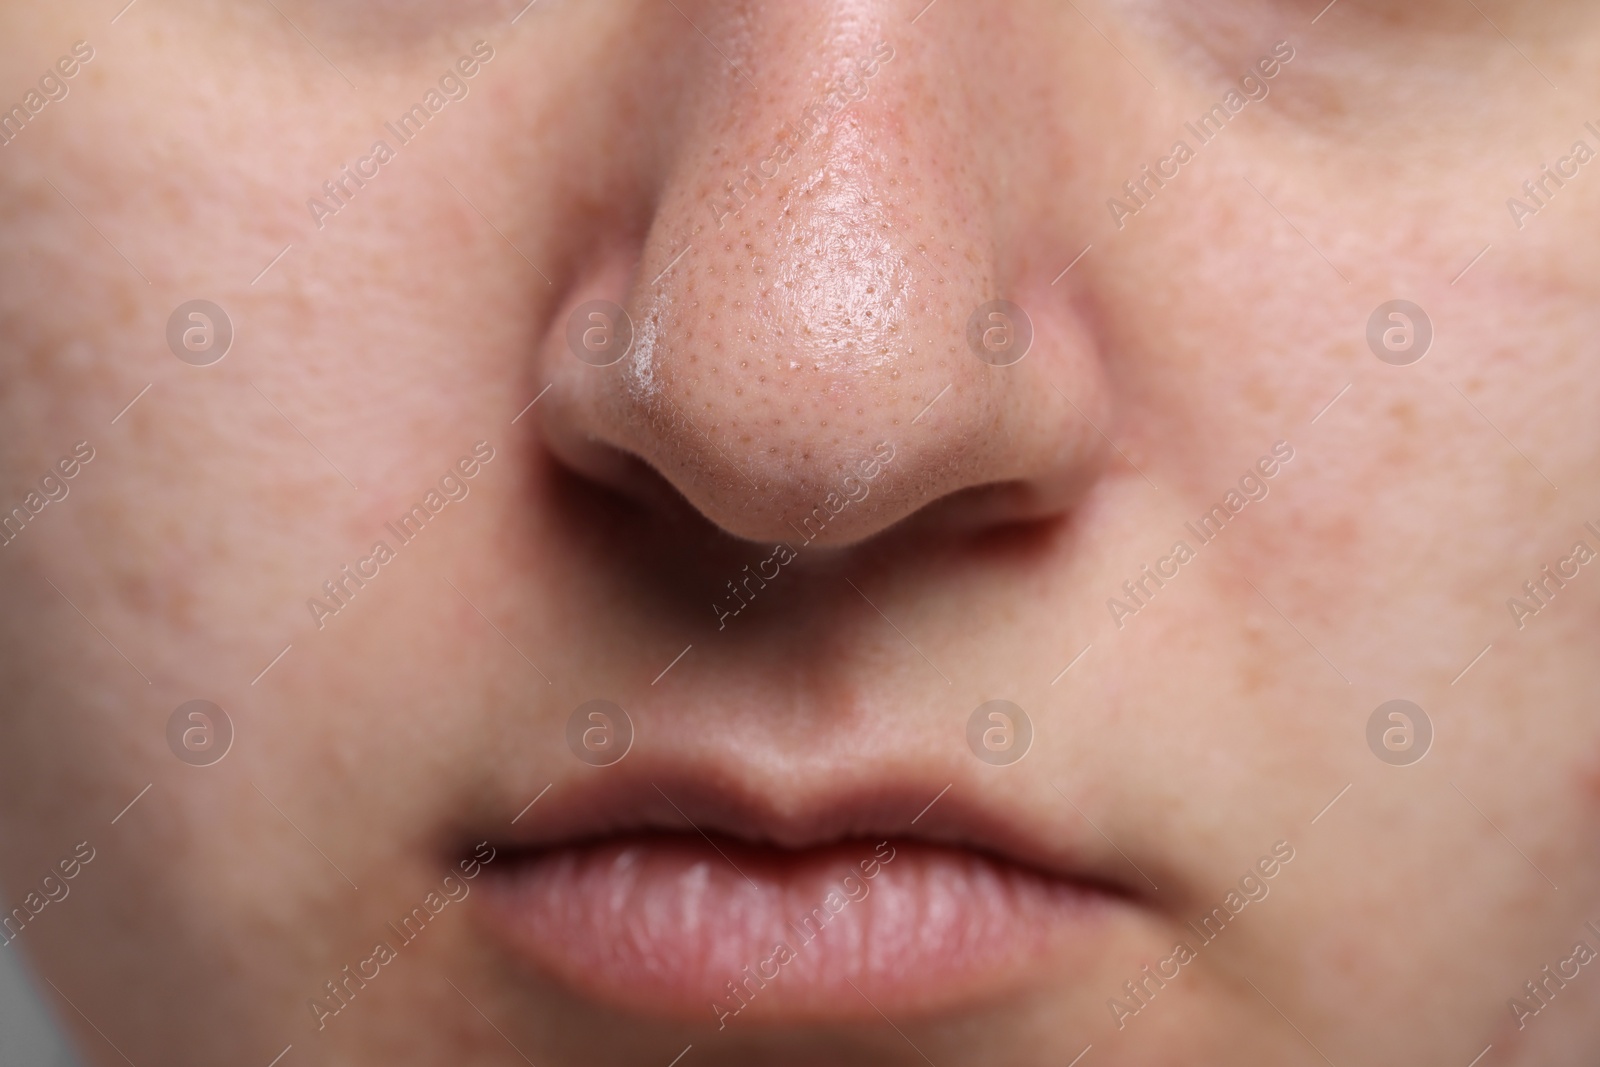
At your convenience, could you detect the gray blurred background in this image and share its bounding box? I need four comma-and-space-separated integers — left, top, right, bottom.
0, 949, 82, 1067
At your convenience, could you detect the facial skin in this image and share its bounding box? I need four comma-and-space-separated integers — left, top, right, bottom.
3, 0, 1600, 1064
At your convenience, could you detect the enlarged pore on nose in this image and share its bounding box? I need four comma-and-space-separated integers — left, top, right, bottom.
539, 16, 1106, 548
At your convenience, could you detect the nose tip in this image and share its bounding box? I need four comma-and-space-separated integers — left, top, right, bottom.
537, 8, 1107, 548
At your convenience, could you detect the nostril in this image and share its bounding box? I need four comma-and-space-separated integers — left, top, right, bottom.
895, 480, 1081, 539
536, 247, 1113, 550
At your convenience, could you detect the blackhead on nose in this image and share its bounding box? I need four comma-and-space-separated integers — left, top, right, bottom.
538, 1, 1109, 547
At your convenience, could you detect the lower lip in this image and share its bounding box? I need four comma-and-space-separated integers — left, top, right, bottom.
476, 834, 1113, 1024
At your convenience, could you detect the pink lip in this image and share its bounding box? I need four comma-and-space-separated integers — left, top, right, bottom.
471, 773, 1139, 1025
479, 833, 1112, 1025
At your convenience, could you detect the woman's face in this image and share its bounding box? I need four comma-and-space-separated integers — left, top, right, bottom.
3, 1, 1599, 1063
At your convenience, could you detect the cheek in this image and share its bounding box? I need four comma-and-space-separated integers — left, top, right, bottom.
1571, 741, 1600, 820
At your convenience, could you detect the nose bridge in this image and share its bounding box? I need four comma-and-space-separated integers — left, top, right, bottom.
702, 33, 902, 235
633, 13, 976, 400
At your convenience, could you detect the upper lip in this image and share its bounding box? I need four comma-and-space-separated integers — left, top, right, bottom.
474, 752, 1153, 905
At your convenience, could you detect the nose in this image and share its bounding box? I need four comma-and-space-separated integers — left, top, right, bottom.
536, 0, 1108, 548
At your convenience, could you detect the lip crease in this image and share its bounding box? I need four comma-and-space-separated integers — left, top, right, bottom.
470, 770, 1142, 1025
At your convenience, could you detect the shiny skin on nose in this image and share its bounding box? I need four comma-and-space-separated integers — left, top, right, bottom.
536, 3, 1108, 547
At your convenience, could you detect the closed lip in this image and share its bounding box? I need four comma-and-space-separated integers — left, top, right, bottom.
466, 754, 1158, 1024
476, 756, 1150, 899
